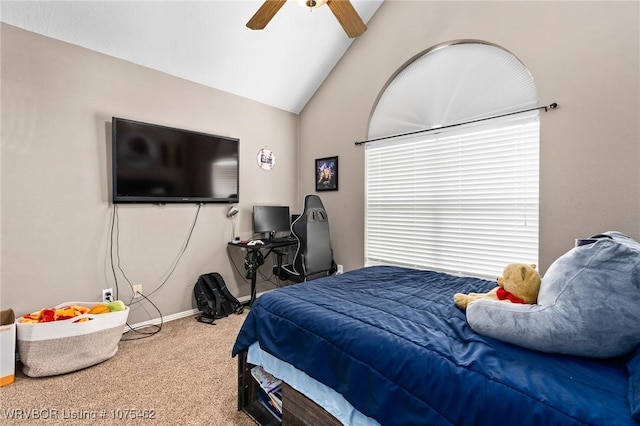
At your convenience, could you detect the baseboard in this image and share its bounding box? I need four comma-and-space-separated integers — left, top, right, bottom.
124, 290, 272, 332
125, 308, 200, 332
237, 289, 273, 304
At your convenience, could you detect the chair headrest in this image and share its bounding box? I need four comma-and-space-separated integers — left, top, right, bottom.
304, 195, 325, 211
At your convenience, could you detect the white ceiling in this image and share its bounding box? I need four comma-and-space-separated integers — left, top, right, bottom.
0, 0, 383, 113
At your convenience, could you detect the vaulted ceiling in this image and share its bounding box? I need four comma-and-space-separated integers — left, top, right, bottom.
1, 0, 384, 113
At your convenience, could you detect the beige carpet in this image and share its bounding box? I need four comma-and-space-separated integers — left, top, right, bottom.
0, 311, 255, 425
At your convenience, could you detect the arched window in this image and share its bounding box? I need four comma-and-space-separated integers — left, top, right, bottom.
365, 41, 539, 278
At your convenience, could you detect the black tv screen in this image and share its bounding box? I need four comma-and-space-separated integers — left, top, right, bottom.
112, 117, 239, 204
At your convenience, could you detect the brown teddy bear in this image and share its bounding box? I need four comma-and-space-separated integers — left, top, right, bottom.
453, 263, 541, 310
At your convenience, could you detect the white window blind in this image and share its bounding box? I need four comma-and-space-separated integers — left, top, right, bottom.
365, 114, 539, 278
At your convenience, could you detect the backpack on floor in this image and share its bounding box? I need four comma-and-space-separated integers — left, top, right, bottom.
194, 272, 243, 325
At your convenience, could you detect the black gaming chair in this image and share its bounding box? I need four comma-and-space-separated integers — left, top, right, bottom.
273, 194, 336, 282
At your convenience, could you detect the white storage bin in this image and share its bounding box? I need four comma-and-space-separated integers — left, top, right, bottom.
0, 309, 16, 386
16, 301, 128, 377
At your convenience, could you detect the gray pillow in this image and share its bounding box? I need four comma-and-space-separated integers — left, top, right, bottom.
466, 231, 640, 358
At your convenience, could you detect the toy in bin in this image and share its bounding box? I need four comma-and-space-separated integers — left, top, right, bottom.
16, 301, 128, 377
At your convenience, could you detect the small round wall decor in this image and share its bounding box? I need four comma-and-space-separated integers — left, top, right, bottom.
257, 147, 275, 170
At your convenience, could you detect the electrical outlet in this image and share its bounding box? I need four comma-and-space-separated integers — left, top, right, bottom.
336, 264, 344, 275
102, 288, 113, 303
133, 285, 143, 298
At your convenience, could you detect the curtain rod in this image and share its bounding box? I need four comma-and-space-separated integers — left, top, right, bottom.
354, 102, 558, 146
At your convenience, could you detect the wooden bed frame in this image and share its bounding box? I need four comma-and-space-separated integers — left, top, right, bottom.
237, 350, 343, 426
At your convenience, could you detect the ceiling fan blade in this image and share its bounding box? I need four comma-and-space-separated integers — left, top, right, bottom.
326, 0, 367, 38
247, 0, 288, 30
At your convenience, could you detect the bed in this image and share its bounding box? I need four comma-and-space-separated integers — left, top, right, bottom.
232, 265, 638, 425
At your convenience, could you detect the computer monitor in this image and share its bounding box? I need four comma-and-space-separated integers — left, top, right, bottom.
252, 206, 291, 238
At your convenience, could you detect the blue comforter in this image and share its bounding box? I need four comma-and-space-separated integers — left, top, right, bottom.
232, 266, 634, 425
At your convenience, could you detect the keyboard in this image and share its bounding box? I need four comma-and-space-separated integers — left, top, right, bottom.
270, 236, 296, 243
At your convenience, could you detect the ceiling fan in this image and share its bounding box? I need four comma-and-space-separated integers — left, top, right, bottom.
247, 0, 367, 38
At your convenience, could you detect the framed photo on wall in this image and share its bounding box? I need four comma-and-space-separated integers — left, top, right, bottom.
315, 156, 338, 191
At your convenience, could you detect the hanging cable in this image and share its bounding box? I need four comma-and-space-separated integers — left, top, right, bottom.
355, 102, 558, 146
141, 203, 202, 301
109, 203, 202, 306
121, 291, 163, 340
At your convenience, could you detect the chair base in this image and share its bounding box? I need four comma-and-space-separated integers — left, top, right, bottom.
272, 264, 303, 283
273, 262, 338, 283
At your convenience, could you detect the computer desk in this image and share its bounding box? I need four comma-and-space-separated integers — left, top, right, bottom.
228, 239, 297, 306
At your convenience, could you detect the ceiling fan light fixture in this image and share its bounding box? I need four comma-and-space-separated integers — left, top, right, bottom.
294, 0, 327, 10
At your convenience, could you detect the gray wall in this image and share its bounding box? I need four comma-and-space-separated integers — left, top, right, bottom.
1, 24, 299, 323
298, 0, 640, 274
2, 1, 639, 323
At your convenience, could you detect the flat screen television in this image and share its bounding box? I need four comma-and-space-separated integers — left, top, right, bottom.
112, 117, 239, 204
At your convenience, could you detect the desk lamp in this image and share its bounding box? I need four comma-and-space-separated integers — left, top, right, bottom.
227, 205, 239, 241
